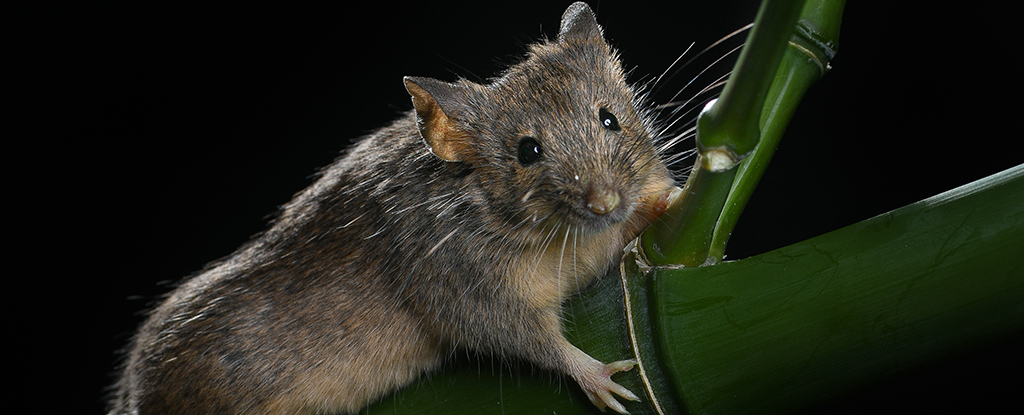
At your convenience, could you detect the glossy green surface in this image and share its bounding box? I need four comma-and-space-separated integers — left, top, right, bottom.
650, 164, 1024, 414
695, 0, 806, 159
709, 0, 846, 261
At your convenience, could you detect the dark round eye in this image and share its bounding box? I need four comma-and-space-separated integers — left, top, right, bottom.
517, 136, 543, 165
599, 107, 620, 131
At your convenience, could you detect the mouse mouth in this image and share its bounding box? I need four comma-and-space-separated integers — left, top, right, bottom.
566, 192, 634, 231
566, 184, 680, 237
511, 181, 644, 238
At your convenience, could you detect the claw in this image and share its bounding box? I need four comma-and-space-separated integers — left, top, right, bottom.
579, 359, 640, 414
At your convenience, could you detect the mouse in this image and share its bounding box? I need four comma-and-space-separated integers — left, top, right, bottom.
109, 2, 677, 414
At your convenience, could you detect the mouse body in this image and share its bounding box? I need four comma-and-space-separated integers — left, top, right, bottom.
110, 3, 676, 414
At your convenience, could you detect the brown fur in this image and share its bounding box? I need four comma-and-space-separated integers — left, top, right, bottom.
110, 3, 676, 414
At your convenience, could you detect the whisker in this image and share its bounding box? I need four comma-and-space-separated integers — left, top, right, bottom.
557, 225, 571, 299
572, 226, 581, 293
515, 222, 561, 298
651, 41, 696, 90
662, 44, 742, 113
661, 133, 698, 157
651, 23, 753, 97
656, 95, 703, 140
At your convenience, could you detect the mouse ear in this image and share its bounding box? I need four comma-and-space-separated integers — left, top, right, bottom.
404, 76, 470, 162
557, 2, 604, 45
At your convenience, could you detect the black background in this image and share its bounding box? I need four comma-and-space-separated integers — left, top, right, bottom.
11, 1, 1022, 413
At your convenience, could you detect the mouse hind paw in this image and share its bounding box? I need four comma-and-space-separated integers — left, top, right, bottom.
577, 359, 640, 414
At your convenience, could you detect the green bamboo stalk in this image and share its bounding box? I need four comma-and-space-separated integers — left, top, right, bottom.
641, 0, 817, 267
695, 0, 806, 162
641, 163, 1024, 414
708, 0, 845, 261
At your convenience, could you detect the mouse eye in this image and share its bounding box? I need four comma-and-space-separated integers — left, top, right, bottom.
517, 136, 543, 165
599, 107, 621, 131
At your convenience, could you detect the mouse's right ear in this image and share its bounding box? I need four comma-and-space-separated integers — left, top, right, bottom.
404, 76, 470, 162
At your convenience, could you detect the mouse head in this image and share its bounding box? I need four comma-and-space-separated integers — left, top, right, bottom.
404, 2, 672, 240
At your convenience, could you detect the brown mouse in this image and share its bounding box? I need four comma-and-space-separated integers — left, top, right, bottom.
109, 3, 677, 414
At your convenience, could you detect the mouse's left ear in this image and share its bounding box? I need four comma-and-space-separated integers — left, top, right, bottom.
404, 76, 471, 162
557, 2, 605, 45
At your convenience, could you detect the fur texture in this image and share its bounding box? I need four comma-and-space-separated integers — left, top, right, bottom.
110, 3, 675, 414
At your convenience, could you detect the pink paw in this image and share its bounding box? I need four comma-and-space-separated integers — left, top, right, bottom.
580, 359, 640, 414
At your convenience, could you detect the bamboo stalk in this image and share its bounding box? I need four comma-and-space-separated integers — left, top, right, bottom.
642, 164, 1024, 414
641, 0, 844, 267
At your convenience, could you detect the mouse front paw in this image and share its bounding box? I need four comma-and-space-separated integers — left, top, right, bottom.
577, 359, 640, 414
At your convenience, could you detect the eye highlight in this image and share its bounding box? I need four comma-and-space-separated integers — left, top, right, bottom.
517, 136, 543, 165
599, 107, 620, 131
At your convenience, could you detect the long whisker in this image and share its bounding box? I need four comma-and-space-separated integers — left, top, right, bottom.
557, 225, 571, 299
651, 23, 753, 97
662, 43, 743, 111
572, 226, 581, 293
651, 41, 696, 90
517, 223, 561, 298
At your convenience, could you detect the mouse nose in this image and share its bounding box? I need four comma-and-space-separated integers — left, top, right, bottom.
586, 187, 621, 215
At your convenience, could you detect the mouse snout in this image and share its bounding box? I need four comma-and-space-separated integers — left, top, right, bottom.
585, 186, 621, 215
